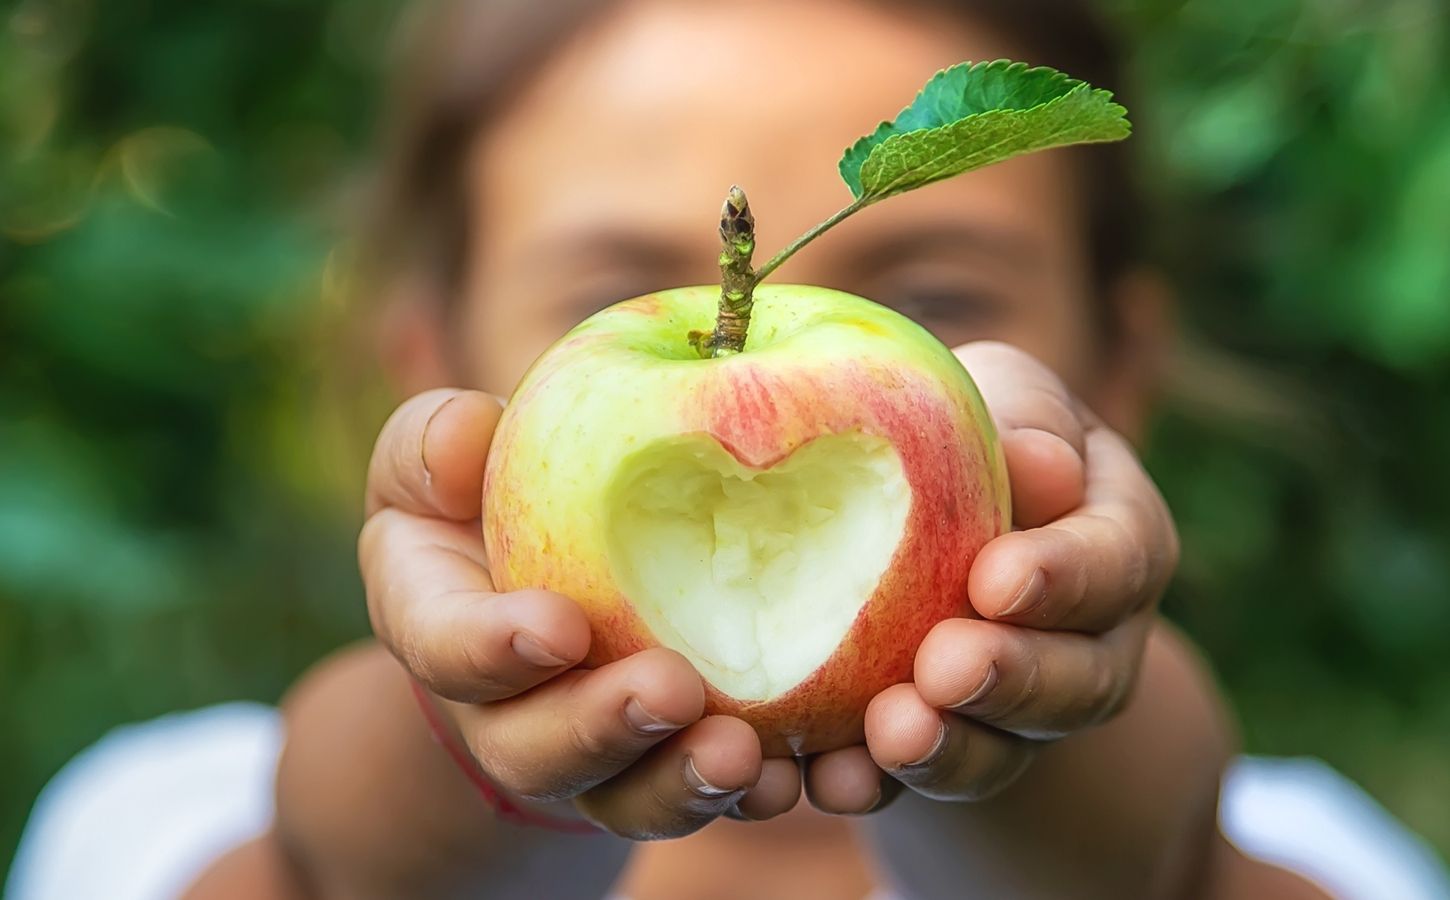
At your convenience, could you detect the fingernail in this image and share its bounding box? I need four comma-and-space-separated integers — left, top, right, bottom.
511, 632, 570, 668
623, 698, 685, 735
866, 783, 887, 814
419, 392, 463, 487
683, 755, 743, 799
839, 782, 887, 817
950, 662, 999, 710
1000, 567, 1048, 617
899, 720, 951, 770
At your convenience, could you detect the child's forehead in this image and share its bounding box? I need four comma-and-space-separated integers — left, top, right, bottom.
467, 0, 1021, 237
591, 3, 1004, 105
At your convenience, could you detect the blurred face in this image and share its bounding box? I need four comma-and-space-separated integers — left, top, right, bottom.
451, 0, 1115, 406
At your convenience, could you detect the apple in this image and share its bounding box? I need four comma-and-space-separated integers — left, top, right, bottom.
482, 283, 1009, 755
479, 54, 1130, 754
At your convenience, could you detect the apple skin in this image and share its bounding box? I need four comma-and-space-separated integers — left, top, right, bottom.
483, 285, 1010, 756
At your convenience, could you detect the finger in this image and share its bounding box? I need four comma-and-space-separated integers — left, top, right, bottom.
575, 716, 762, 840
1001, 427, 1087, 529
729, 758, 803, 822
365, 389, 503, 520
913, 617, 1147, 739
865, 683, 1036, 802
954, 341, 1087, 527
360, 509, 590, 702
969, 426, 1178, 632
802, 746, 900, 816
456, 648, 705, 802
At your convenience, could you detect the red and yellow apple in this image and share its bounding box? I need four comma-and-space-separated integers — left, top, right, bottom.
482, 284, 1009, 756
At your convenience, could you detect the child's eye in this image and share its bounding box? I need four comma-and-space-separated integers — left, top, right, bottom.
880, 283, 1005, 343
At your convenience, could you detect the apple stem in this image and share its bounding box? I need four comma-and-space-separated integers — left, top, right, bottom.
688, 188, 873, 358
690, 186, 757, 357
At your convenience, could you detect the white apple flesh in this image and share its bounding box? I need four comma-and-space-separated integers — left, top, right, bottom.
483, 285, 1009, 755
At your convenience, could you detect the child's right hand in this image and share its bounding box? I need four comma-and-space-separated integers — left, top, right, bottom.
359, 389, 805, 840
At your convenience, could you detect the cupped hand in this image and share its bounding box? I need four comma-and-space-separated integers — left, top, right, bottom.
359, 389, 802, 840
801, 342, 1179, 813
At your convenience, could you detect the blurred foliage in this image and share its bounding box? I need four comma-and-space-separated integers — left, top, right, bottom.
0, 0, 394, 875
2, 0, 1448, 879
1111, 0, 1450, 856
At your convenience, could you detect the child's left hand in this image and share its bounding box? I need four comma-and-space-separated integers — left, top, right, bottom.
801, 342, 1180, 814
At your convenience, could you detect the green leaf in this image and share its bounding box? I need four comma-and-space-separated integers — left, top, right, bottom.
838, 60, 1131, 201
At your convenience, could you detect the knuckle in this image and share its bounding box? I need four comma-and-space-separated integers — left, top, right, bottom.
451, 625, 509, 701
561, 696, 643, 773
369, 402, 415, 470
395, 623, 441, 691
357, 508, 405, 577
1119, 523, 1152, 600
1044, 528, 1094, 621
1062, 553, 1093, 623
1074, 513, 1148, 621
463, 727, 521, 791
1011, 384, 1080, 442
1084, 658, 1127, 725
563, 709, 614, 764
995, 655, 1044, 724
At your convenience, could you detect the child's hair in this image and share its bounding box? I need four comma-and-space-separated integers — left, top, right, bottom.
366, 0, 1142, 335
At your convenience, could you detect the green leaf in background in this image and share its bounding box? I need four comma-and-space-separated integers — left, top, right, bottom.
838, 60, 1131, 200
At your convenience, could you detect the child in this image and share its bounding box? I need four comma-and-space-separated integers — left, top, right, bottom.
12, 1, 1450, 898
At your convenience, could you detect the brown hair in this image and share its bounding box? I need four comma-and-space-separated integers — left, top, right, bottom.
366, 0, 1143, 326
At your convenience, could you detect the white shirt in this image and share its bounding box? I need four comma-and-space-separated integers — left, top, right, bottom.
8, 703, 1450, 900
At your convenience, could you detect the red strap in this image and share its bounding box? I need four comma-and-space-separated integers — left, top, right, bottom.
408, 679, 600, 835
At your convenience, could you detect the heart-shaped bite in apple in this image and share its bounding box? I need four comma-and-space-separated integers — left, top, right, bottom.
608, 430, 910, 706
483, 285, 1009, 756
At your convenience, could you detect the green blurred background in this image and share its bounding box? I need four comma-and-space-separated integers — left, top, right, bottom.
3, 0, 1448, 879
